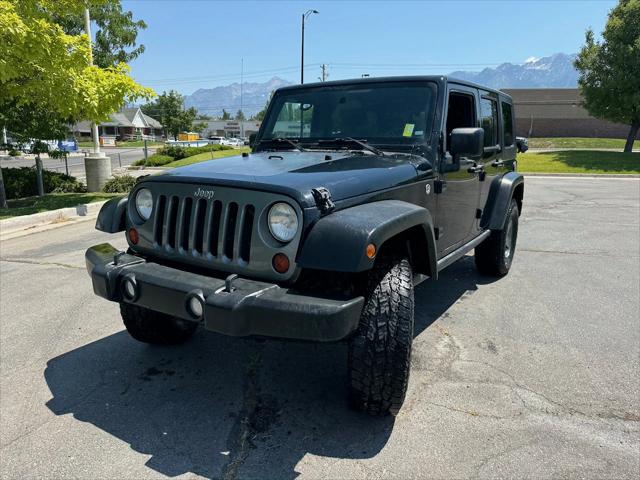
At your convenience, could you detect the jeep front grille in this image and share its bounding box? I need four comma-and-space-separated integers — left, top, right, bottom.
153, 194, 255, 264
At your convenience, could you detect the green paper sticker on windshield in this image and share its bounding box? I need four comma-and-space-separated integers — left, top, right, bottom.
403, 123, 415, 137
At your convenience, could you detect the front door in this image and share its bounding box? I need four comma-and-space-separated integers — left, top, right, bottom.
435, 85, 482, 257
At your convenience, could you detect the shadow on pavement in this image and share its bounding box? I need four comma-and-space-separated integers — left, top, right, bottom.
44, 256, 496, 478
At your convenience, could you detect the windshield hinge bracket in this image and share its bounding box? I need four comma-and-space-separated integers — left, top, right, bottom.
311, 187, 335, 214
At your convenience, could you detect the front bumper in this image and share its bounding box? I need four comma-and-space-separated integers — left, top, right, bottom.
85, 243, 364, 342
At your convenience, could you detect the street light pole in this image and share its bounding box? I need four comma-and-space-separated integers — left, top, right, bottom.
84, 8, 100, 155
300, 9, 318, 84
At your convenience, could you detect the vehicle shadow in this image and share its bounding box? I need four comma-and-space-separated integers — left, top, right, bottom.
44, 256, 496, 478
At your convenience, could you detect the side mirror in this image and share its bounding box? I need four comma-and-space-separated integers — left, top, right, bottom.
450, 128, 484, 158
249, 133, 257, 148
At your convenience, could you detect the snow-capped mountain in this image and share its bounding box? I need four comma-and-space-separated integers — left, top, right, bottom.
449, 53, 579, 89
184, 77, 292, 118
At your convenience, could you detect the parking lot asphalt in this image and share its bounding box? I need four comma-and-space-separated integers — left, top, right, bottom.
1, 177, 638, 479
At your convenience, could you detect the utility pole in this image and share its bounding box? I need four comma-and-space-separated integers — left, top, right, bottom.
83, 6, 110, 191
319, 64, 328, 82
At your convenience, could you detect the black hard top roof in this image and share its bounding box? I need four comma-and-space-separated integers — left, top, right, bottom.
277, 75, 511, 100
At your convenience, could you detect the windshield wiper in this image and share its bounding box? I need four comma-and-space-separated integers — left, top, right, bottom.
316, 137, 385, 156
258, 137, 307, 152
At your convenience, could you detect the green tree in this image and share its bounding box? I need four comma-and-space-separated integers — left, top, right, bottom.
1, 102, 72, 196
0, 0, 153, 203
141, 90, 200, 140
0, 0, 153, 121
221, 109, 231, 120
574, 0, 640, 152
235, 109, 246, 121
54, 0, 146, 68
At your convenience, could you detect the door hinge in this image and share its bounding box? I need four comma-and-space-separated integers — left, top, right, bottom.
476, 208, 482, 219
311, 187, 335, 213
434, 179, 444, 194
434, 227, 441, 240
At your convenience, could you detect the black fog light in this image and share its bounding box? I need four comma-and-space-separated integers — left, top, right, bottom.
121, 274, 139, 301
185, 290, 205, 319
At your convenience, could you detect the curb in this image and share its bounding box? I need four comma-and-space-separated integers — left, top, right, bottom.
521, 172, 640, 178
0, 200, 107, 236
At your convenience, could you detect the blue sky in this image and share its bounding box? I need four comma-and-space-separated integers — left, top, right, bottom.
123, 0, 617, 95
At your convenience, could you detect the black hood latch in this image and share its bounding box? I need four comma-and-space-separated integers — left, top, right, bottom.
311, 187, 335, 213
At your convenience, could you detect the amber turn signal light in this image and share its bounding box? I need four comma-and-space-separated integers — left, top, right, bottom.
366, 243, 376, 259
272, 253, 290, 273
128, 227, 139, 245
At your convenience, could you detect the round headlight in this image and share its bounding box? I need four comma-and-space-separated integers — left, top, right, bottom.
135, 188, 153, 221
268, 202, 298, 243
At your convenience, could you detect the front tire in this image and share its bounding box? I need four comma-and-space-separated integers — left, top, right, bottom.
120, 303, 198, 345
475, 199, 519, 276
348, 256, 414, 416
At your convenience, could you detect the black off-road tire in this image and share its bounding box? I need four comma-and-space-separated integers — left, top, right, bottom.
120, 303, 198, 345
475, 199, 519, 276
348, 256, 415, 416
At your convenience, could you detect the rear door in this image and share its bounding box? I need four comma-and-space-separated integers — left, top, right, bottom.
476, 92, 501, 221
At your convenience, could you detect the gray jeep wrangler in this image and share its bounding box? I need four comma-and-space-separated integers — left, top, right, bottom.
86, 76, 524, 416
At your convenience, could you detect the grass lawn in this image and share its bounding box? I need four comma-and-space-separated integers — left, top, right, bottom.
165, 147, 251, 168
1, 192, 120, 219
518, 150, 640, 174
528, 137, 639, 150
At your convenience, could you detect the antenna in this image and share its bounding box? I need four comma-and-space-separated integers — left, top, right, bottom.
240, 57, 244, 138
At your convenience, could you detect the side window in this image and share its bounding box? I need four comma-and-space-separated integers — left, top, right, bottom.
480, 97, 498, 148
445, 92, 476, 152
501, 101, 514, 147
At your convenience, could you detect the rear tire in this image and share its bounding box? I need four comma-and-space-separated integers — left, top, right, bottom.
120, 303, 198, 345
475, 199, 519, 276
348, 256, 414, 416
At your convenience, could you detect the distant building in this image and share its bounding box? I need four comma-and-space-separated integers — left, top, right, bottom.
502, 88, 632, 138
203, 120, 262, 139
73, 107, 163, 141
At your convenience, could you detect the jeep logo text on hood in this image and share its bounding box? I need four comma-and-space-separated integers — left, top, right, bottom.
194, 187, 215, 199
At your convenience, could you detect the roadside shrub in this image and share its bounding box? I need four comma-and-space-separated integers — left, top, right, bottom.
8, 149, 20, 156
156, 143, 234, 160
132, 154, 174, 167
102, 174, 137, 193
157, 145, 187, 160
1, 167, 87, 199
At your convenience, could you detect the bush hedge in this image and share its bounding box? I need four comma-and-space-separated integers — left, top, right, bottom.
102, 175, 138, 193
132, 154, 174, 167
157, 143, 233, 161
1, 167, 86, 199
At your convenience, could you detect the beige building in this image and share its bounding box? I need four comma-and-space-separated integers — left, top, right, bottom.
502, 88, 633, 138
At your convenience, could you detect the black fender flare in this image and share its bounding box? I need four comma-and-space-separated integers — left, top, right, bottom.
481, 171, 524, 230
95, 196, 128, 233
297, 200, 438, 278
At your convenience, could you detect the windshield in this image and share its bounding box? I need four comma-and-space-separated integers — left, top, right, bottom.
259, 81, 437, 147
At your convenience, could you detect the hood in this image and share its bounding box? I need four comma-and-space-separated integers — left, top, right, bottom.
146, 151, 421, 208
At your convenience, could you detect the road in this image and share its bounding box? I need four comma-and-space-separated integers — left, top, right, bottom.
0, 147, 155, 178
1, 177, 639, 479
